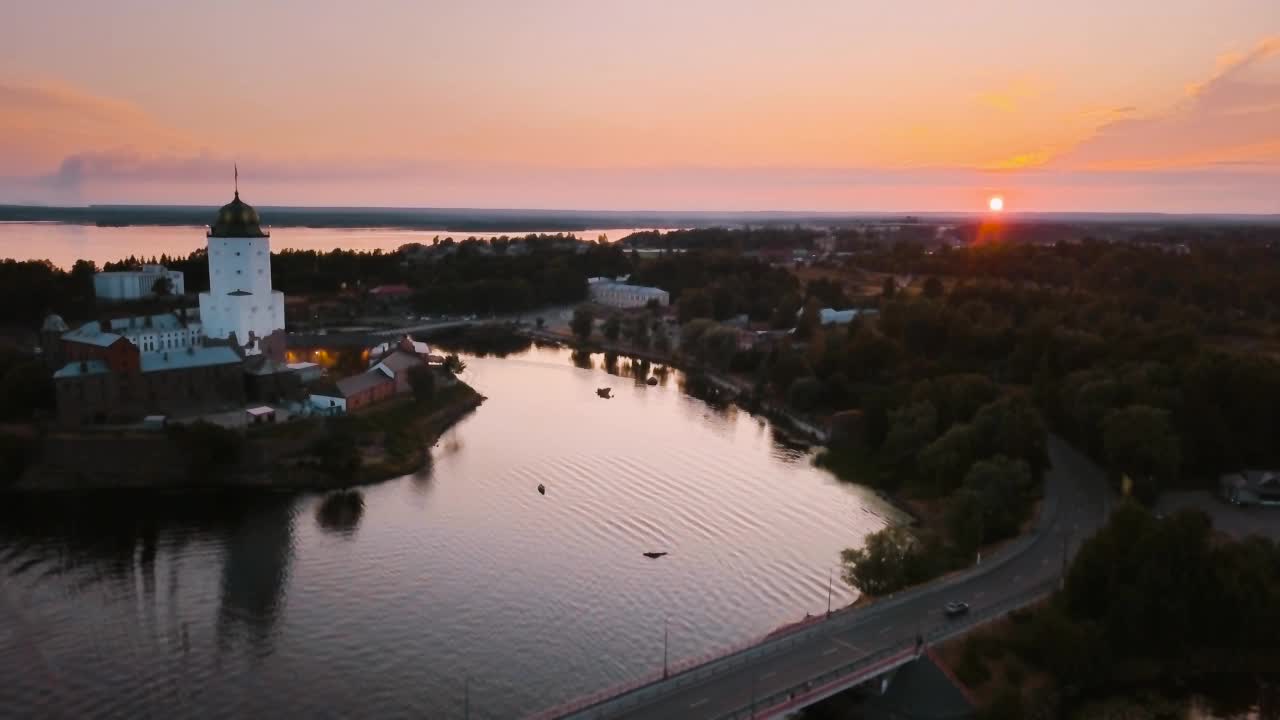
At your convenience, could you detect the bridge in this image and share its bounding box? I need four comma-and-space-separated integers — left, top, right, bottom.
531, 437, 1112, 720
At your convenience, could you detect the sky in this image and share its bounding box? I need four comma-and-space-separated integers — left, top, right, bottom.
1, 1, 1278, 212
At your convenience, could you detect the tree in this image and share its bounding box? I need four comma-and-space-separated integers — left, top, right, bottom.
919, 423, 980, 494
653, 324, 672, 354
680, 318, 716, 356
677, 288, 713, 323
317, 417, 362, 481
408, 365, 435, 403
883, 400, 938, 468
922, 275, 944, 299
631, 315, 651, 349
0, 357, 54, 421
1102, 404, 1180, 504
960, 455, 1035, 543
603, 313, 622, 342
881, 276, 897, 299
770, 291, 802, 330
444, 354, 467, 374
151, 276, 174, 297
571, 307, 595, 341
841, 526, 922, 596
787, 376, 823, 412
645, 298, 661, 315
698, 326, 741, 370
166, 421, 243, 483
796, 297, 821, 340
972, 396, 1049, 478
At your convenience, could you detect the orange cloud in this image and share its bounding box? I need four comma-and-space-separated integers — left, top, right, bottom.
0, 79, 197, 175
1059, 36, 1280, 171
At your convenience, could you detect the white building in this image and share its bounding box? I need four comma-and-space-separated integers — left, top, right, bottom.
197, 189, 286, 356
62, 311, 203, 353
93, 265, 185, 302
588, 277, 670, 308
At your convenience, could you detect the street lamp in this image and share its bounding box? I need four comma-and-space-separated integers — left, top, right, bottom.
663, 616, 669, 680
826, 567, 834, 617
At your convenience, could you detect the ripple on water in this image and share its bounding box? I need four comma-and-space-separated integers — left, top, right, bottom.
0, 346, 892, 720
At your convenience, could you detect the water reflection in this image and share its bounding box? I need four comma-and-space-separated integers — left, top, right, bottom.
0, 345, 904, 720
601, 351, 620, 376
570, 349, 593, 369
315, 490, 365, 537
217, 498, 295, 653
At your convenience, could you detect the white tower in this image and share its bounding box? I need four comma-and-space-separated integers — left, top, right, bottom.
197, 181, 285, 356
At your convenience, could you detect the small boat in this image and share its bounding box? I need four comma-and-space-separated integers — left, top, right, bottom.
642, 551, 668, 559
597, 387, 613, 398
537, 483, 546, 495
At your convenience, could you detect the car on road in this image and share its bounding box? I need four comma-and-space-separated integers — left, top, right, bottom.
944, 601, 970, 618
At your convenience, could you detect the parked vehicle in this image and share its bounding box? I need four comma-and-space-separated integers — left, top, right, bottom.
944, 601, 970, 618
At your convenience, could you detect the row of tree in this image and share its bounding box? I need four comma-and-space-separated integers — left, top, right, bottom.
954, 504, 1280, 718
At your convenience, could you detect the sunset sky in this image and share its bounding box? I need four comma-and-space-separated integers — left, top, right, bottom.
1, 1, 1278, 212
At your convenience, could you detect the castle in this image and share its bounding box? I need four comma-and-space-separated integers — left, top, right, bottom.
49, 187, 290, 426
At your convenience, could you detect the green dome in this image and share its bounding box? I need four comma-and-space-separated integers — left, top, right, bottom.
209, 191, 268, 238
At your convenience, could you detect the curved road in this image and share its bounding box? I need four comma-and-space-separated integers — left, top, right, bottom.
551, 436, 1112, 720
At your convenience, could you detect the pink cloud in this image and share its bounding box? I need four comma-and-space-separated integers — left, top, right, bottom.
1058, 36, 1280, 171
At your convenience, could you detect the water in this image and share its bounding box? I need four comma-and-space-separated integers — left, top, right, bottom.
0, 345, 901, 719
0, 223, 653, 269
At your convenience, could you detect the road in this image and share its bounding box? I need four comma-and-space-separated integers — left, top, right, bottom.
555, 436, 1112, 720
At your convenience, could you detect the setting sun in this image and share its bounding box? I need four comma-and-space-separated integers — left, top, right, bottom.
988, 195, 1005, 212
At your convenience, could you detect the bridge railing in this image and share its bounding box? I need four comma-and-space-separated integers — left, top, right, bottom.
713, 578, 1058, 720
534, 531, 1046, 720
535, 454, 1072, 720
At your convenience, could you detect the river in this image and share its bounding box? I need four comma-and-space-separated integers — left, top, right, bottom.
0, 223, 654, 269
0, 345, 903, 719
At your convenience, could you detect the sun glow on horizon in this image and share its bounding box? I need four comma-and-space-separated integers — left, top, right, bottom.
988, 195, 1005, 212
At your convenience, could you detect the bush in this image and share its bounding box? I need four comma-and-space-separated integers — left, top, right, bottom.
167, 421, 243, 482
982, 687, 1024, 720
955, 638, 991, 687
787, 377, 824, 412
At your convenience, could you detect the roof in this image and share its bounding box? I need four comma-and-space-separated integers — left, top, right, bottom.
246, 406, 275, 416
208, 190, 268, 238
863, 655, 975, 720
369, 284, 413, 296
53, 360, 109, 379
336, 371, 393, 397
794, 307, 864, 325
375, 351, 423, 376
62, 322, 126, 348
106, 312, 195, 333
42, 314, 69, 332
286, 362, 320, 371
140, 346, 242, 373
1221, 471, 1280, 499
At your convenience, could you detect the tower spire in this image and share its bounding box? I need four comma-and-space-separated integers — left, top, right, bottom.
234, 163, 239, 198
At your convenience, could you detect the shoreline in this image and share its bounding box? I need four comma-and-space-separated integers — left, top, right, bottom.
4, 381, 484, 494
